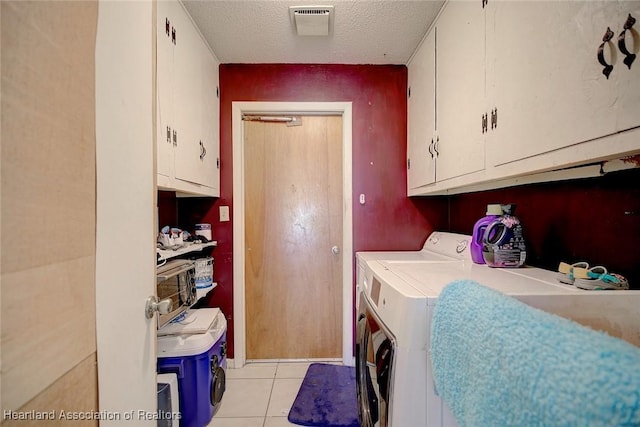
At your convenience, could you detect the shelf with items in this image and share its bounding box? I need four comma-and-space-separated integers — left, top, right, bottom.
157, 241, 217, 263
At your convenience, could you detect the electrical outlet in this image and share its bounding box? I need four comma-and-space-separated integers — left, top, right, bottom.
219, 205, 230, 222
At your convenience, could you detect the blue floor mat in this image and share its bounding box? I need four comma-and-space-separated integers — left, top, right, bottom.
287, 363, 359, 427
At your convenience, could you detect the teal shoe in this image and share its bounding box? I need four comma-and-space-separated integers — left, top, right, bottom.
575, 269, 629, 290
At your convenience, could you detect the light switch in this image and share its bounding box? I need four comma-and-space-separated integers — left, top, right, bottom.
219, 205, 230, 222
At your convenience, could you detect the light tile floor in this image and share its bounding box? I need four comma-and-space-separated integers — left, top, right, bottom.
208, 361, 332, 427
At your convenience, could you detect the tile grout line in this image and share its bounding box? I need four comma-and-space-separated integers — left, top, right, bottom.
262, 362, 279, 427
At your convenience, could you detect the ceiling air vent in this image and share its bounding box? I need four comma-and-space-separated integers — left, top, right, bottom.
289, 6, 334, 36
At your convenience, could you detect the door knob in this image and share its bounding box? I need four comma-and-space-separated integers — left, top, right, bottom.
331, 246, 340, 255
145, 296, 173, 319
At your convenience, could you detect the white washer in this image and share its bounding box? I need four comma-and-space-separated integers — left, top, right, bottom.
355, 232, 469, 313
355, 232, 640, 427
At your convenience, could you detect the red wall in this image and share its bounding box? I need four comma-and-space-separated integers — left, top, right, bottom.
166, 64, 640, 359
177, 64, 448, 358
447, 168, 640, 287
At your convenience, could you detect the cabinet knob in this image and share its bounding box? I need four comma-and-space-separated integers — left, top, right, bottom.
597, 27, 615, 79
618, 14, 636, 69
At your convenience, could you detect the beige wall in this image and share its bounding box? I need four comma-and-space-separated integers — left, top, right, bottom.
1, 2, 99, 425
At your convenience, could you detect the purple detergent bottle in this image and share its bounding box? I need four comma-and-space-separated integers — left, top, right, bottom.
482, 204, 527, 268
470, 204, 503, 264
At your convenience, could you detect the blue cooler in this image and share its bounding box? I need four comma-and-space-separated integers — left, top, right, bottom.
157, 308, 227, 427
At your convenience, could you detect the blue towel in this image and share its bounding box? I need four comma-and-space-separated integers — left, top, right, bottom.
431, 280, 640, 427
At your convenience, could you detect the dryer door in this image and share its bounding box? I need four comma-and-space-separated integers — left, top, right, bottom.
356, 295, 396, 427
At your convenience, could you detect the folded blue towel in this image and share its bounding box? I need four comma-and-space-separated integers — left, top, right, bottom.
431, 280, 640, 427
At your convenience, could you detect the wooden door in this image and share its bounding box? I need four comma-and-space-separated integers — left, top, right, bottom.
244, 115, 343, 360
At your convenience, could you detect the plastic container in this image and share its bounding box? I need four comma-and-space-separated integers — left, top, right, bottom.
157, 310, 227, 427
470, 204, 503, 264
195, 223, 212, 241
156, 382, 173, 427
482, 204, 527, 268
194, 257, 214, 301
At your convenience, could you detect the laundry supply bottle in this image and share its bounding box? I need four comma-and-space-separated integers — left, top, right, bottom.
470, 204, 503, 264
482, 204, 527, 268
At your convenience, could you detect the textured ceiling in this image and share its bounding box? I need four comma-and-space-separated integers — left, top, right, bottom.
182, 0, 445, 64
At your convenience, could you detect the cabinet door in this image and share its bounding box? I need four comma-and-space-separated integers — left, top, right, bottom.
617, 1, 640, 132
407, 29, 436, 191
486, 1, 619, 168
156, 0, 174, 180
436, 0, 486, 182
172, 2, 204, 186
198, 40, 220, 192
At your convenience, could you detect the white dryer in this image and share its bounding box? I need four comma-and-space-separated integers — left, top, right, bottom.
355, 232, 640, 427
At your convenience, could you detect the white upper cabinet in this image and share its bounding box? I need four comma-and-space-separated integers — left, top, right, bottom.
157, 0, 175, 182
407, 1, 485, 195
407, 29, 436, 190
616, 1, 640, 133
436, 0, 485, 182
157, 0, 220, 197
409, 0, 640, 196
486, 1, 619, 168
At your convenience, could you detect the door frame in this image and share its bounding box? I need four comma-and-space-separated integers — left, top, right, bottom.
232, 101, 353, 367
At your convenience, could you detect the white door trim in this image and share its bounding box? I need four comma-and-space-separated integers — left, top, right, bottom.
232, 101, 354, 367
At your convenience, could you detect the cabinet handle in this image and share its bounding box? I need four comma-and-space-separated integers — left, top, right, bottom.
618, 14, 637, 69
166, 126, 171, 144
481, 0, 488, 8
428, 139, 434, 158
481, 113, 488, 133
165, 18, 170, 37
199, 141, 207, 160
597, 27, 615, 79
491, 108, 498, 130
433, 136, 440, 156
171, 27, 176, 45
173, 129, 177, 146
217, 158, 220, 169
